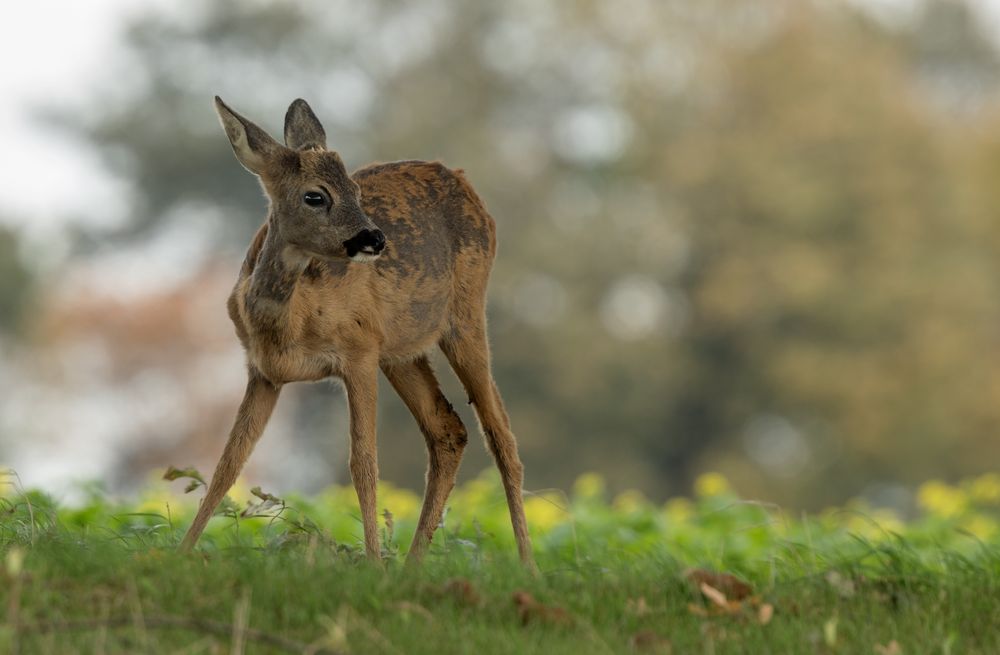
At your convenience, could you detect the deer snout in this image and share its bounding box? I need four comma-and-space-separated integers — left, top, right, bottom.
344, 228, 386, 260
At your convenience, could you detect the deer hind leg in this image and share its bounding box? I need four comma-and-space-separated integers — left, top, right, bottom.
440, 323, 535, 568
342, 356, 382, 562
382, 355, 468, 564
181, 371, 280, 551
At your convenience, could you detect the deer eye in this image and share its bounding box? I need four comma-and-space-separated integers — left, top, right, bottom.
303, 191, 325, 207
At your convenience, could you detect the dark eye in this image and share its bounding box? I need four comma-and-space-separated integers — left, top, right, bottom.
303, 191, 325, 207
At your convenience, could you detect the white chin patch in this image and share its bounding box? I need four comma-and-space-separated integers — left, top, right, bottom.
349, 252, 380, 263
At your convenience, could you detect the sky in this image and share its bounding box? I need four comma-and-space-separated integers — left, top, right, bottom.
0, 0, 137, 236
2, 0, 1000, 240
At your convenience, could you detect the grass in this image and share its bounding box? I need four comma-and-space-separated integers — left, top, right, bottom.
2, 470, 1000, 653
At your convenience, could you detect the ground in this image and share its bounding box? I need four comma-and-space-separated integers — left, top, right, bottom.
1, 469, 999, 654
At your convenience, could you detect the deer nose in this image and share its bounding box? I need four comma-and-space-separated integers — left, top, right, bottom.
344, 228, 386, 257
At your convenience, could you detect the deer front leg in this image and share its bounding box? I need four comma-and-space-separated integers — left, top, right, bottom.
342, 356, 382, 561
180, 371, 281, 551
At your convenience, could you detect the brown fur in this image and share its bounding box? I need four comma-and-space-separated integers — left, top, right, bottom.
180, 98, 534, 568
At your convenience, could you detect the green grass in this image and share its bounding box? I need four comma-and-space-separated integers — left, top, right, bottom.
2, 470, 1000, 653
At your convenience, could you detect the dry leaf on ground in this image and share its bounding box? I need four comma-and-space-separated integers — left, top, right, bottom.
875, 640, 902, 655
684, 569, 754, 601
629, 629, 672, 653
512, 591, 573, 627
440, 577, 482, 608
825, 571, 856, 598
688, 577, 775, 624
700, 582, 730, 609
626, 596, 651, 617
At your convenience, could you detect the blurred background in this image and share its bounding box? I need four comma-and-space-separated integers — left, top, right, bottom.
3, 0, 1000, 513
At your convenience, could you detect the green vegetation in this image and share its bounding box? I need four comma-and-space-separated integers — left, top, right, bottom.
3, 469, 1000, 653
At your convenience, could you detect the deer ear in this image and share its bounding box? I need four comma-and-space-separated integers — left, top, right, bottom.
284, 98, 327, 151
214, 96, 282, 175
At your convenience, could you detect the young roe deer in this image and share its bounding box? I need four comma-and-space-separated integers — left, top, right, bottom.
178, 97, 534, 567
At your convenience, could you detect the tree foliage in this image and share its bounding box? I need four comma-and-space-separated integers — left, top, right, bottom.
0, 226, 34, 336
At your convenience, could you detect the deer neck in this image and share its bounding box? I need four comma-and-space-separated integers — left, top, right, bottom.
246, 218, 309, 321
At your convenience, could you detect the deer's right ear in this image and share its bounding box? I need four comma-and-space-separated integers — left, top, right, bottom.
214, 96, 282, 175
284, 98, 327, 151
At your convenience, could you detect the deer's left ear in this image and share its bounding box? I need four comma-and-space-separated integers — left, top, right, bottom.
284, 98, 327, 151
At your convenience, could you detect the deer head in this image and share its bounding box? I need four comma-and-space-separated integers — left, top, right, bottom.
214, 96, 385, 261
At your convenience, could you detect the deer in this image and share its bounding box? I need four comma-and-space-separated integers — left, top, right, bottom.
177, 96, 534, 568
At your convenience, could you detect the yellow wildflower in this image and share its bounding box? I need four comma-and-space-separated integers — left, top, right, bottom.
968, 473, 1000, 505
573, 473, 606, 500
694, 472, 731, 498
451, 475, 500, 511
845, 512, 900, 541
916, 480, 966, 518
870, 509, 904, 536
5, 547, 24, 576
523, 493, 567, 532
227, 477, 256, 506
959, 514, 998, 540
612, 490, 649, 514
663, 497, 693, 522
378, 483, 421, 521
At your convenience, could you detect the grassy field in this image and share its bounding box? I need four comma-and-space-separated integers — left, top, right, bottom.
2, 469, 1000, 654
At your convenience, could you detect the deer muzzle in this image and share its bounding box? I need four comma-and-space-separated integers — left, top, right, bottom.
344, 228, 386, 259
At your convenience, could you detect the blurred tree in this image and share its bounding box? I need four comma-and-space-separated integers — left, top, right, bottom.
902, 0, 1000, 113
661, 11, 1000, 504
0, 226, 34, 336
